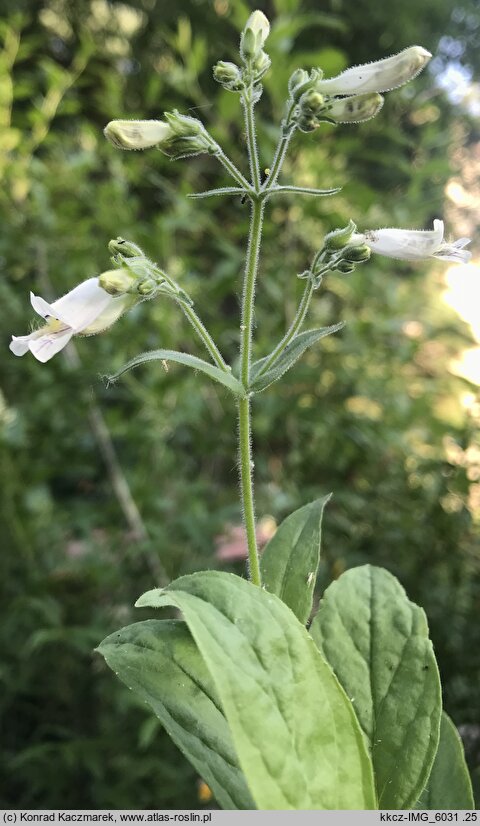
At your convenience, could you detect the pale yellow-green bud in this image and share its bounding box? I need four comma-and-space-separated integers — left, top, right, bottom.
104, 119, 173, 151
253, 50, 271, 75
213, 61, 243, 89
240, 10, 270, 61
299, 89, 325, 116
98, 268, 136, 296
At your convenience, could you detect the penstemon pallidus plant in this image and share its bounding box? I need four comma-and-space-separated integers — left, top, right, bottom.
10, 10, 475, 811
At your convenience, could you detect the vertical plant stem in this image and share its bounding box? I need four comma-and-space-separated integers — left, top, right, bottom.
238, 198, 264, 587
243, 92, 261, 191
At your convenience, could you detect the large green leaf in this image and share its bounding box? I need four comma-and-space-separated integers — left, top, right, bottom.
136, 571, 376, 810
97, 619, 254, 810
310, 565, 442, 809
250, 324, 344, 392
415, 712, 474, 810
260, 496, 330, 624
108, 349, 245, 397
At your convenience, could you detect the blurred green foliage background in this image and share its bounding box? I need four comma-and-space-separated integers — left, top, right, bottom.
0, 0, 479, 808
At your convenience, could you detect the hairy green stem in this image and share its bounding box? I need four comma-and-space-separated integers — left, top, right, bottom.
238, 198, 264, 587
243, 91, 261, 191
263, 101, 297, 191
255, 279, 314, 379
214, 146, 252, 192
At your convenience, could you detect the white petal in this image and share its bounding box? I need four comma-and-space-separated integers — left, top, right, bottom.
364, 225, 443, 260
28, 330, 74, 362
434, 241, 472, 263
30, 292, 63, 320
81, 294, 135, 334
51, 278, 113, 332
10, 335, 35, 356
317, 46, 432, 95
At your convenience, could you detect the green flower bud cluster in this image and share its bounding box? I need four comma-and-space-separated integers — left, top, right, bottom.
306, 221, 371, 287
286, 67, 385, 131
214, 11, 272, 95
105, 238, 193, 306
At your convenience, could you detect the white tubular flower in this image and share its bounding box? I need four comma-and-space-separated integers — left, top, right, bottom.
104, 120, 173, 151
354, 220, 471, 263
316, 46, 432, 95
10, 278, 133, 363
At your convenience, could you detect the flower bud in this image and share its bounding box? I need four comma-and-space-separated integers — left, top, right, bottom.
342, 244, 371, 263
316, 46, 432, 96
299, 89, 325, 117
253, 50, 271, 75
104, 119, 172, 151
336, 260, 356, 274
289, 67, 323, 103
296, 114, 319, 133
108, 238, 144, 259
324, 220, 357, 250
98, 268, 137, 296
137, 278, 157, 295
213, 61, 243, 90
324, 93, 384, 123
288, 68, 310, 95
240, 10, 270, 61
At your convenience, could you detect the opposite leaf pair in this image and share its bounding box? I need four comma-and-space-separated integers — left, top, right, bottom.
99, 500, 474, 810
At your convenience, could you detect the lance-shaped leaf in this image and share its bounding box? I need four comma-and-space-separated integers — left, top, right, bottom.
107, 349, 245, 397
136, 571, 376, 810
261, 497, 331, 624
415, 712, 474, 810
250, 324, 344, 392
310, 565, 442, 809
97, 619, 254, 810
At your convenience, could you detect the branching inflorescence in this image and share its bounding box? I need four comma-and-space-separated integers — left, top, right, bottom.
11, 10, 475, 811
10, 9, 470, 587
